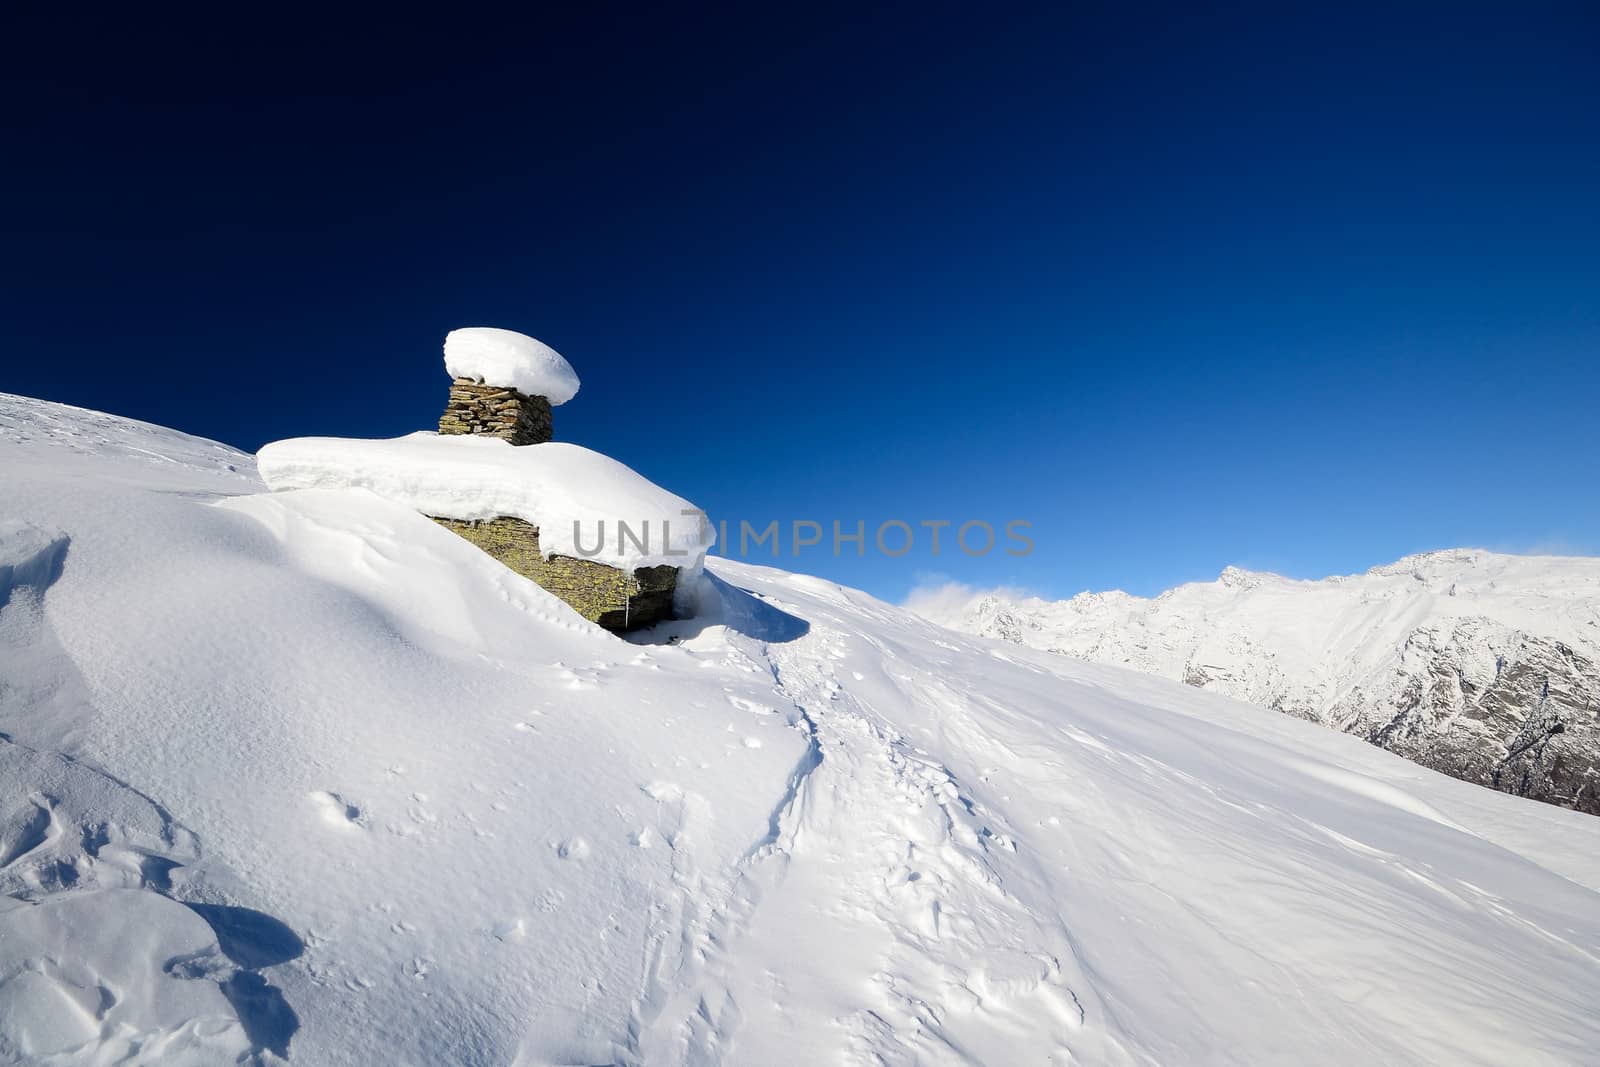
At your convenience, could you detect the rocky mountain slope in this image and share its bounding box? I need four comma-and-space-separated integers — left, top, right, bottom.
913, 553, 1600, 814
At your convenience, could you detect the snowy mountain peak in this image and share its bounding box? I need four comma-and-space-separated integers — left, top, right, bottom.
917, 550, 1600, 813
1366, 547, 1494, 582
1217, 564, 1268, 590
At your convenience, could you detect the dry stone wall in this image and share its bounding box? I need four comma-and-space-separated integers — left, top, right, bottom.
438, 378, 553, 445
432, 516, 676, 631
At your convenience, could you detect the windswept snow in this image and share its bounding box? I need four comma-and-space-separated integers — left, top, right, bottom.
4, 391, 1600, 1065
0, 890, 258, 1063
443, 327, 580, 404
0, 520, 67, 598
257, 432, 713, 574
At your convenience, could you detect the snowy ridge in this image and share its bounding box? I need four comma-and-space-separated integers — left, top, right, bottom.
912, 552, 1600, 813
3, 392, 1599, 1064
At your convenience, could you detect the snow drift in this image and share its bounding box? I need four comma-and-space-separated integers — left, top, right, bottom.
2, 390, 1599, 1066
256, 432, 713, 574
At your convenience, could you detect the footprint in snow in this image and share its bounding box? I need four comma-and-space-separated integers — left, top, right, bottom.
555, 837, 590, 861
309, 791, 365, 830
552, 662, 605, 690
725, 692, 778, 716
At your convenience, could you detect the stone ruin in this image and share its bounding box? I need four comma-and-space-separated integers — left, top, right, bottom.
432, 516, 677, 631
438, 379, 553, 445
432, 334, 677, 632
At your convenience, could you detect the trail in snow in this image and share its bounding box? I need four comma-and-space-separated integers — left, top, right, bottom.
5, 393, 1600, 1065
630, 565, 1600, 1065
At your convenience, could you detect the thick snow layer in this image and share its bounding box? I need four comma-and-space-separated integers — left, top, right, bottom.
443, 327, 580, 404
0, 891, 256, 1063
4, 391, 1600, 1066
256, 432, 713, 574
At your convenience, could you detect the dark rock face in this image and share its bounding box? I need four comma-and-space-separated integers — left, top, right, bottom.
438, 378, 553, 445
1161, 619, 1600, 816
431, 516, 676, 632
1369, 622, 1600, 814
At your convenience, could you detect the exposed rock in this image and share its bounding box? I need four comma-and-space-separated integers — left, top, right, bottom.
432, 516, 675, 631
437, 378, 553, 445
1371, 622, 1600, 814
429, 354, 688, 632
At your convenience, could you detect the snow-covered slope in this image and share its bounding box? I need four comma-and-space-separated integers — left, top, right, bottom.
3, 392, 1599, 1066
911, 554, 1600, 815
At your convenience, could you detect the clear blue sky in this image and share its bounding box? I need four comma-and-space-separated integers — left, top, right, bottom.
3, 5, 1597, 601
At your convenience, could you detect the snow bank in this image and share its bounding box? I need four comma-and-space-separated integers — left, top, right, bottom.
443, 327, 580, 404
0, 891, 254, 1064
256, 432, 713, 573
0, 519, 68, 602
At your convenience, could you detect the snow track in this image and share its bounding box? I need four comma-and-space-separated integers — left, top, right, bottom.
626, 601, 1120, 1065
637, 565, 1600, 1065
747, 629, 1100, 1064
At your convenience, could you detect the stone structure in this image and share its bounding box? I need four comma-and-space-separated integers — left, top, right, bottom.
433, 516, 677, 630
431, 362, 679, 632
438, 378, 553, 445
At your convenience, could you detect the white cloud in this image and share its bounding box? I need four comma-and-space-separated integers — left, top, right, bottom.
902, 577, 1036, 621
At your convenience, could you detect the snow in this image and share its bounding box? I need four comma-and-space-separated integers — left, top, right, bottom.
909, 553, 1600, 730
4, 390, 1600, 1065
0, 890, 256, 1063
443, 327, 580, 404
256, 432, 713, 574
0, 519, 67, 602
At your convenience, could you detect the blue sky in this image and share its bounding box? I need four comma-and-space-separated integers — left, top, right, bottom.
3, 6, 1597, 601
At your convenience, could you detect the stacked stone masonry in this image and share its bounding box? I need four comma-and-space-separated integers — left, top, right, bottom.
432, 516, 676, 632
438, 378, 553, 445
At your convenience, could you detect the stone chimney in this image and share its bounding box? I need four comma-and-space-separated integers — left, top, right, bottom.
438, 379, 552, 445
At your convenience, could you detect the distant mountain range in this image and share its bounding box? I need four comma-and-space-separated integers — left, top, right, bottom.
913, 550, 1600, 814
